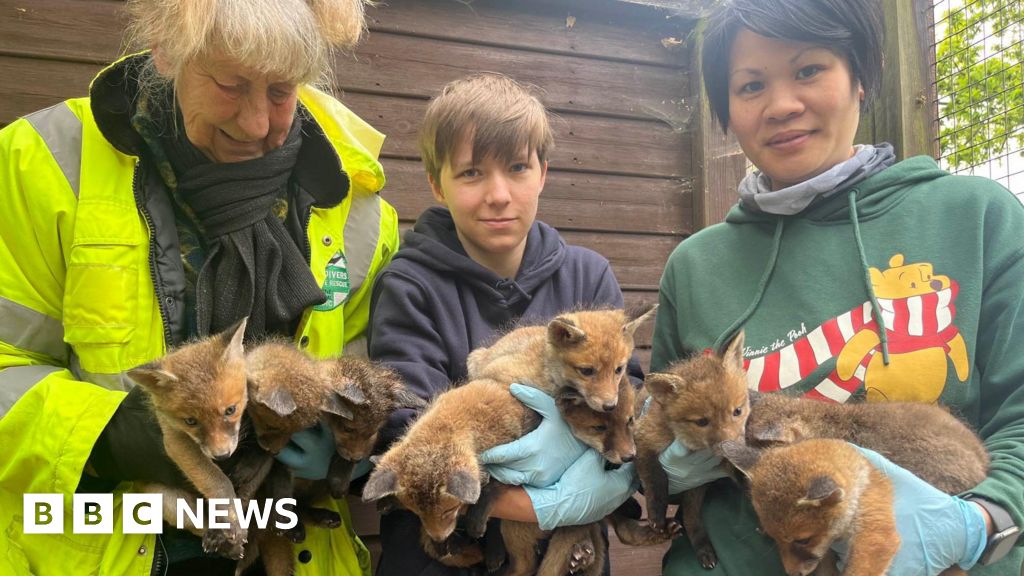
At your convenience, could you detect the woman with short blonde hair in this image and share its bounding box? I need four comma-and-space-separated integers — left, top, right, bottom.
0, 1, 399, 574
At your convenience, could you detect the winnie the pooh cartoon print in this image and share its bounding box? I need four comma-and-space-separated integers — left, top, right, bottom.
836, 254, 969, 402
743, 254, 969, 404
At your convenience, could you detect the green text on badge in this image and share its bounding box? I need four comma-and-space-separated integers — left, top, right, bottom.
314, 251, 350, 311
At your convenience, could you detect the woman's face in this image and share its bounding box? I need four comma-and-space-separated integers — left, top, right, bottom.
727, 29, 864, 190
173, 54, 299, 163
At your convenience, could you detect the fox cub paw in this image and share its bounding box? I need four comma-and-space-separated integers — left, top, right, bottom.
202, 525, 247, 560
568, 541, 596, 574
695, 543, 718, 570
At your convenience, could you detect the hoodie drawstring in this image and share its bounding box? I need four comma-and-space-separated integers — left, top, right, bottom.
848, 190, 890, 365
714, 217, 785, 353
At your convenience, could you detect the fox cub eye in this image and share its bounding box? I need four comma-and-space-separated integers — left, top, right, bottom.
733, 406, 744, 417
591, 424, 608, 433
793, 537, 812, 546
694, 417, 710, 427
614, 365, 625, 375
225, 405, 237, 417
576, 366, 596, 377
184, 417, 198, 426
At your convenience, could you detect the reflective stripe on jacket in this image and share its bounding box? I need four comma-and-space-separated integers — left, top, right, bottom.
0, 54, 399, 576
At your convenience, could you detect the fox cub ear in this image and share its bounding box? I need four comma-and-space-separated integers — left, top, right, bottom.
719, 330, 746, 372
393, 387, 427, 411
644, 372, 685, 403
797, 476, 845, 508
254, 386, 298, 417
363, 467, 399, 502
445, 469, 481, 504
719, 440, 761, 476
548, 316, 586, 347
322, 391, 355, 420
128, 363, 179, 391
219, 316, 249, 363
623, 304, 658, 338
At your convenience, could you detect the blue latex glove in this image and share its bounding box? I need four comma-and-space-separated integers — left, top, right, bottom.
478, 384, 588, 488
276, 422, 335, 480
525, 448, 639, 530
350, 458, 372, 481
658, 440, 729, 495
834, 446, 988, 576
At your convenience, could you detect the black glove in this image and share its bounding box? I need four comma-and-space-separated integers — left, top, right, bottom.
88, 385, 189, 487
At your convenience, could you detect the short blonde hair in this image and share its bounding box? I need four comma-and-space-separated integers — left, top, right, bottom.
419, 73, 554, 183
124, 0, 367, 85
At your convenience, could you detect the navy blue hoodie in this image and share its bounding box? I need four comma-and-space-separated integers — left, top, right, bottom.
368, 206, 638, 576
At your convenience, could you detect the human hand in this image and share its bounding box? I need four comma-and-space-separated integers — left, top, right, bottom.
834, 446, 988, 576
658, 440, 729, 495
478, 384, 587, 488
276, 422, 336, 480
524, 449, 639, 530
89, 385, 188, 486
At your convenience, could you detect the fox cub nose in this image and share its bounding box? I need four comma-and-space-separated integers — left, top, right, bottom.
602, 401, 617, 412
212, 451, 233, 462
620, 453, 635, 463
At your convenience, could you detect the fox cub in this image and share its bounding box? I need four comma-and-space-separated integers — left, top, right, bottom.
630, 330, 749, 569
745, 392, 988, 494
239, 342, 423, 576
495, 379, 639, 576
362, 378, 539, 542
128, 318, 251, 560
722, 439, 900, 576
467, 306, 657, 412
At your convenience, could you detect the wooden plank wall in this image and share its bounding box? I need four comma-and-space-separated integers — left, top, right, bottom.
0, 0, 698, 572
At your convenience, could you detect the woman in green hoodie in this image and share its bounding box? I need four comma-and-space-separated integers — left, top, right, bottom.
651, 0, 1024, 574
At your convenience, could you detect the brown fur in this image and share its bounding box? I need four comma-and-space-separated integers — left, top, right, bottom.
500, 521, 606, 576
318, 356, 426, 496
497, 378, 639, 575
467, 306, 657, 412
244, 339, 342, 454
241, 345, 425, 576
722, 439, 900, 576
746, 393, 989, 494
363, 378, 540, 542
630, 331, 749, 567
128, 318, 250, 560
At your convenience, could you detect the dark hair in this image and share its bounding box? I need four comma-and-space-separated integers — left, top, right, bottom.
701, 0, 885, 131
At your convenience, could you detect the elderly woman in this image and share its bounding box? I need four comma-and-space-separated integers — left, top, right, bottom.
651, 0, 1023, 575
0, 0, 397, 574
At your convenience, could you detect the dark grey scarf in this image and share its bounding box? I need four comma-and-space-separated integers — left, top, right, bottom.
166, 118, 326, 340
738, 143, 897, 215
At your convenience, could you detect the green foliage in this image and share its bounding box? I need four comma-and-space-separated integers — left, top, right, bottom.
935, 0, 1023, 168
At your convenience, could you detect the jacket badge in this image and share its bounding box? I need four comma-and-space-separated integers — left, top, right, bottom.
314, 251, 350, 311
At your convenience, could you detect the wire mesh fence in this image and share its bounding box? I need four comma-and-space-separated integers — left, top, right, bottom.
931, 0, 1023, 198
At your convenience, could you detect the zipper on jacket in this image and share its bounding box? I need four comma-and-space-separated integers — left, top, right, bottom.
132, 163, 173, 346
149, 534, 168, 576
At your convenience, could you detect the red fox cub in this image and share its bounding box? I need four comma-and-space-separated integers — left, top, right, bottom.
745, 392, 988, 494
496, 379, 639, 576
466, 306, 657, 412
722, 439, 900, 576
362, 378, 540, 542
239, 344, 424, 576
630, 330, 750, 568
128, 318, 250, 560
319, 356, 426, 498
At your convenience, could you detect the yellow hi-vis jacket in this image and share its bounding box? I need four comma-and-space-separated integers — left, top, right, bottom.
0, 54, 399, 576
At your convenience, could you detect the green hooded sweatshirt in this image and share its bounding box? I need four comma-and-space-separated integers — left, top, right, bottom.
652, 156, 1024, 575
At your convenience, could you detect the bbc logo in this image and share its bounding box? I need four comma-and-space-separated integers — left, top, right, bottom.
24, 494, 163, 534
